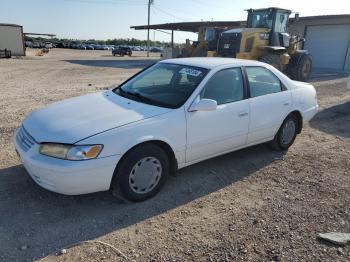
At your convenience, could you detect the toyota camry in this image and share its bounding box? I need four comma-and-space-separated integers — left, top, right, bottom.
14, 58, 318, 201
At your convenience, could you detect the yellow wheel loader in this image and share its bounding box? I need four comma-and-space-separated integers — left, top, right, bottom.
180, 27, 225, 58
217, 7, 312, 81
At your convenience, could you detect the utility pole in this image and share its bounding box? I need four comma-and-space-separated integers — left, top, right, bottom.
147, 0, 153, 57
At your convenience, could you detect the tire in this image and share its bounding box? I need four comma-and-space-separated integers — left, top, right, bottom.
270, 114, 299, 151
288, 54, 312, 81
259, 53, 283, 71
111, 144, 169, 202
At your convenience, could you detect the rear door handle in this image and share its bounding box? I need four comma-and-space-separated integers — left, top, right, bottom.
238, 112, 248, 117
283, 102, 290, 106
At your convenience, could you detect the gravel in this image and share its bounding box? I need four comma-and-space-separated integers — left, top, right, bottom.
0, 49, 349, 261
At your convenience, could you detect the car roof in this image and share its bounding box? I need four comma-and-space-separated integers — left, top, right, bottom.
160, 57, 266, 69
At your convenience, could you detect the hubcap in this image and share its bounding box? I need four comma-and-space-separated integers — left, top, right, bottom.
129, 157, 162, 194
281, 120, 296, 145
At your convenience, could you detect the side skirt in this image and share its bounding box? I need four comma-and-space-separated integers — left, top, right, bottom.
178, 136, 274, 169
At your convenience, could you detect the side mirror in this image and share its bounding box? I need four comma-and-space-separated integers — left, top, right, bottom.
189, 99, 217, 112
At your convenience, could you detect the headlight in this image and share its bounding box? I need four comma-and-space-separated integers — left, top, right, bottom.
39, 143, 70, 159
39, 143, 103, 160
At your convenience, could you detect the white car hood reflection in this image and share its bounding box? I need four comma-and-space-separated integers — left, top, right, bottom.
23, 90, 171, 144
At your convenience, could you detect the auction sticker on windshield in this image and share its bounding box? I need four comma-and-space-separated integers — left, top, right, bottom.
179, 68, 203, 77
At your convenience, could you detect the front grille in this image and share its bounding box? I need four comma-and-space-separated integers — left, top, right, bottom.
16, 126, 36, 152
217, 32, 242, 58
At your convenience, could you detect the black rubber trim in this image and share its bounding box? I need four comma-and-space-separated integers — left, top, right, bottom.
241, 66, 251, 98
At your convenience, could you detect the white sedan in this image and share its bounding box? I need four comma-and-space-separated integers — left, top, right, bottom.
14, 58, 318, 201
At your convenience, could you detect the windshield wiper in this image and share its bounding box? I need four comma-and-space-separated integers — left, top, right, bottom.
117, 88, 157, 104
115, 87, 174, 108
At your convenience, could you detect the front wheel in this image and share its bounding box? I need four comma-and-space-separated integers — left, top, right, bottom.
111, 144, 169, 202
259, 54, 283, 71
270, 114, 299, 151
288, 54, 312, 81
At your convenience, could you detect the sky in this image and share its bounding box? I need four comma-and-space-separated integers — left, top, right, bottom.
1, 0, 349, 43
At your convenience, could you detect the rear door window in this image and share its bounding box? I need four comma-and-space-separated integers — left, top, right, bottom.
245, 67, 282, 97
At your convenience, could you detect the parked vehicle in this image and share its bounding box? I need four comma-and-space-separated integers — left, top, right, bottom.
25, 41, 33, 48
150, 47, 162, 53
32, 42, 41, 48
94, 45, 104, 50
44, 42, 53, 49
112, 46, 132, 56
14, 58, 318, 202
85, 44, 95, 50
69, 43, 78, 49
55, 42, 67, 48
131, 46, 142, 51
77, 44, 86, 50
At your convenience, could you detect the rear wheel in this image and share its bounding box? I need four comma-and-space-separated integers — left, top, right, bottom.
111, 144, 169, 202
270, 114, 299, 151
259, 54, 283, 71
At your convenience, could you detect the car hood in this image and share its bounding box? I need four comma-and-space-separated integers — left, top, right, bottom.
23, 90, 171, 144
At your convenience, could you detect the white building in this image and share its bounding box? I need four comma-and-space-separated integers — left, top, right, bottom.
0, 23, 25, 56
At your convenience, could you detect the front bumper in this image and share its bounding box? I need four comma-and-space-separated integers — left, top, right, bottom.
14, 129, 121, 195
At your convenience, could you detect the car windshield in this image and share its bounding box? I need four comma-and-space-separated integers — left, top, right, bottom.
113, 63, 208, 108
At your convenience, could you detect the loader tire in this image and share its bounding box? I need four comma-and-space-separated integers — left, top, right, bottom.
259, 54, 283, 71
288, 54, 312, 82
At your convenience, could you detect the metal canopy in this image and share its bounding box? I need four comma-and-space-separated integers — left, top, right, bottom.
24, 33, 57, 37
131, 21, 246, 33
131, 14, 350, 33
0, 23, 22, 27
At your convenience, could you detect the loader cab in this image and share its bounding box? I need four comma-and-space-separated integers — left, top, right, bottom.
247, 7, 291, 33
204, 27, 225, 52
247, 7, 291, 47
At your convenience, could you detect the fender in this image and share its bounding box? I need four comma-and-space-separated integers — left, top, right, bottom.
120, 135, 178, 157
117, 136, 185, 171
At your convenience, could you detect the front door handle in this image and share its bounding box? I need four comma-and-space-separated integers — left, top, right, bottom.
238, 112, 248, 117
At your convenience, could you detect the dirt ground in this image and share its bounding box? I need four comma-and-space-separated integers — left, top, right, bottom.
0, 48, 349, 262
